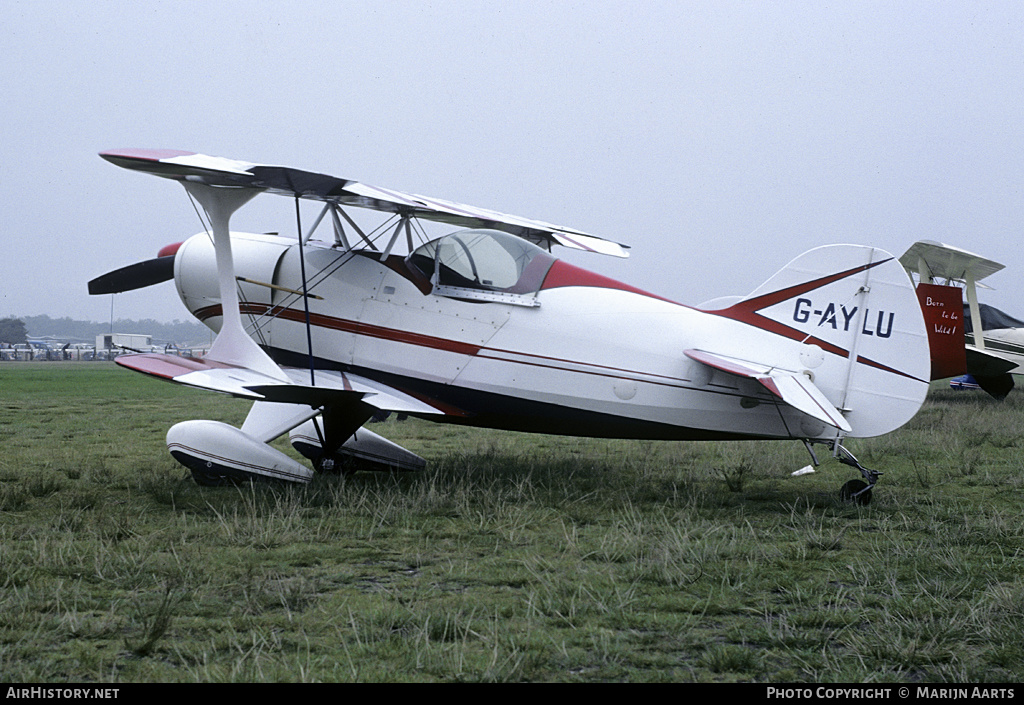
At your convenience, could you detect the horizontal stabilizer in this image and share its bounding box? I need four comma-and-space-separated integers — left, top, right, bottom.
684, 349, 852, 433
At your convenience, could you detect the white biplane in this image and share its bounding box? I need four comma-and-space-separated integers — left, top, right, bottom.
90, 149, 933, 504
900, 240, 1024, 399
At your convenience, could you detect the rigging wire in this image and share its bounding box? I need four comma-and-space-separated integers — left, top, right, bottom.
186, 189, 212, 237
191, 195, 438, 346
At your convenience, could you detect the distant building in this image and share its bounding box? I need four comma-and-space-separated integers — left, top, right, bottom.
96, 333, 152, 352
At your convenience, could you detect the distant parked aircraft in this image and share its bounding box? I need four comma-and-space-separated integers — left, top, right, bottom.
900, 240, 1022, 399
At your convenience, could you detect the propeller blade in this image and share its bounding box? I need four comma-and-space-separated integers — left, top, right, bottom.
88, 256, 175, 295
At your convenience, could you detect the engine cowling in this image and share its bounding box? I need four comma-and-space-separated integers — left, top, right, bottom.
167, 420, 313, 485
174, 231, 294, 331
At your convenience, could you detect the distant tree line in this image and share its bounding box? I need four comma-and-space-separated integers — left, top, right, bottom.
0, 318, 28, 344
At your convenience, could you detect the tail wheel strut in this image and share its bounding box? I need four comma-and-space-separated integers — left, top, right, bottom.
834, 444, 879, 506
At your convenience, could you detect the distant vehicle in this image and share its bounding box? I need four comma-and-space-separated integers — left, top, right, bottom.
950, 374, 981, 391
96, 333, 152, 354
8, 344, 36, 361
65, 343, 96, 361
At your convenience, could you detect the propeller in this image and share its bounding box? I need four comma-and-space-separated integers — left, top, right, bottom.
89, 242, 182, 295
88, 255, 175, 295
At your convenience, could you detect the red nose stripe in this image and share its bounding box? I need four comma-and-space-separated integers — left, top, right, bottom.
158, 242, 184, 258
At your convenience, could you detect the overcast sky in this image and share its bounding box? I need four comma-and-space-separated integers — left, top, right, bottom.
3, 1, 1023, 326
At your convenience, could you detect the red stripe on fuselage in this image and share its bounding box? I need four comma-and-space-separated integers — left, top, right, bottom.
194, 251, 920, 386
539, 260, 681, 305
197, 304, 482, 357
194, 303, 700, 391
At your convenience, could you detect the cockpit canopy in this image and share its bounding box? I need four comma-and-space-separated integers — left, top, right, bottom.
408, 229, 556, 304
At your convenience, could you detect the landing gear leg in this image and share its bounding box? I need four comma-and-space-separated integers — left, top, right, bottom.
832, 443, 879, 506
791, 440, 820, 476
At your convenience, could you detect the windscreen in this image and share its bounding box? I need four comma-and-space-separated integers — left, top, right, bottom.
409, 229, 555, 295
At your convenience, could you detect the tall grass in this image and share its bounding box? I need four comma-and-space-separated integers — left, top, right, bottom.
1, 362, 1023, 682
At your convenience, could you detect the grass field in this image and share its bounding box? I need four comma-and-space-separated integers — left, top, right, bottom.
1, 362, 1023, 682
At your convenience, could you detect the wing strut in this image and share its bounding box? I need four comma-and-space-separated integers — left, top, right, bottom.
380, 213, 413, 261
180, 181, 287, 382
294, 196, 317, 385
329, 205, 353, 250
965, 274, 985, 351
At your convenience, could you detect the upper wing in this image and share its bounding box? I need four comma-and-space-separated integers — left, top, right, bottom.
899, 240, 1004, 286
99, 148, 629, 258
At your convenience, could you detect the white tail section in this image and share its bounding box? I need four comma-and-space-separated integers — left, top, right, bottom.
711, 245, 930, 438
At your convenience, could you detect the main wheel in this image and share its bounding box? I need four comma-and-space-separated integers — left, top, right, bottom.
840, 479, 872, 506
314, 455, 361, 477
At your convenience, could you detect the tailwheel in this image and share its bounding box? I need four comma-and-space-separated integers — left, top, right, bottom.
839, 479, 872, 506
833, 442, 879, 506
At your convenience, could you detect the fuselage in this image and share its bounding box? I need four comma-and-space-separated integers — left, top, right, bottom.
172, 230, 915, 441
966, 330, 1024, 375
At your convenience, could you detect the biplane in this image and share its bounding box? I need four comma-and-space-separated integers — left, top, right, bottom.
900, 240, 1023, 399
90, 149, 933, 504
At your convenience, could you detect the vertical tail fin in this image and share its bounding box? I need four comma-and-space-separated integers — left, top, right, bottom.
711, 245, 930, 438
